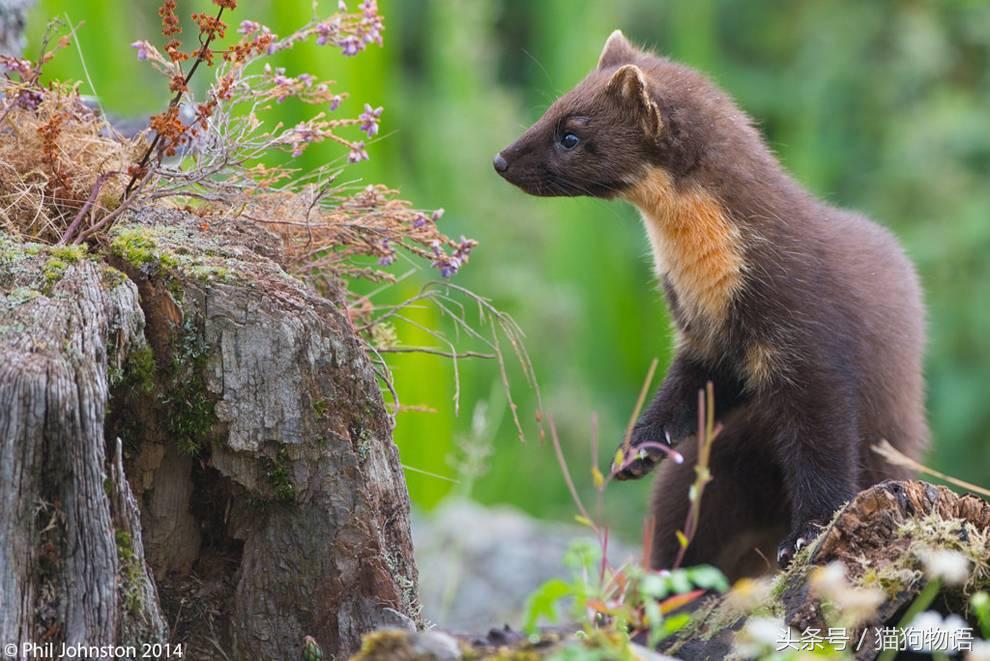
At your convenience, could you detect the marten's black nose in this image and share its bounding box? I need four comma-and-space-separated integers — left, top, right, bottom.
493, 153, 508, 173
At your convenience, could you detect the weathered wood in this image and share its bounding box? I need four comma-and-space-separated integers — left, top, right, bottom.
0, 236, 163, 656
1, 205, 420, 660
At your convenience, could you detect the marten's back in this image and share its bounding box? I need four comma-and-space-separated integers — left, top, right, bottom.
821, 207, 928, 480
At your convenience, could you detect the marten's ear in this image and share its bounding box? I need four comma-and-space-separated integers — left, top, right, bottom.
598, 30, 637, 69
606, 64, 662, 138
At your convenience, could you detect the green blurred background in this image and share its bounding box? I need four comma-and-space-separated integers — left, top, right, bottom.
28, 1, 990, 541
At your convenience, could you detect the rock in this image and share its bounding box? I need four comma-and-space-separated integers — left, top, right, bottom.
412, 498, 637, 630
0, 0, 32, 57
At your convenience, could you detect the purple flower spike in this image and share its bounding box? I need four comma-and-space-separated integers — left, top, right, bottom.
239, 20, 261, 35
348, 141, 369, 163
131, 41, 150, 61
339, 36, 362, 56
359, 104, 383, 137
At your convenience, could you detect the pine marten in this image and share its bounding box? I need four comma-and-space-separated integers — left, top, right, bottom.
494, 31, 927, 579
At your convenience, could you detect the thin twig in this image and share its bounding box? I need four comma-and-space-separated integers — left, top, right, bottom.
672, 382, 722, 570
375, 346, 496, 360
121, 4, 227, 202
547, 413, 599, 537
872, 439, 990, 498
58, 172, 112, 245
75, 167, 155, 243
622, 358, 660, 455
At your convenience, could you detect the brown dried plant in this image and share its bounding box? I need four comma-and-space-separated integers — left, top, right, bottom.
0, 3, 543, 441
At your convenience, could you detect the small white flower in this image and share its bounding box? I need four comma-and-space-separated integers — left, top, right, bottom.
810, 561, 885, 625
726, 577, 774, 614
968, 639, 990, 661
810, 561, 847, 594
733, 616, 794, 659
921, 548, 971, 586
906, 610, 969, 652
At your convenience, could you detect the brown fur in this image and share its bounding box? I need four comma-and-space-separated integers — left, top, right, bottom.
495, 30, 928, 580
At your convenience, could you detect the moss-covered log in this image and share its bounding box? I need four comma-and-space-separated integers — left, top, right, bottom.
0, 207, 419, 660
666, 480, 990, 660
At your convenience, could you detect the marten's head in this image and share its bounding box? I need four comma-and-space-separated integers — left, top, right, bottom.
494, 30, 676, 198
494, 30, 760, 200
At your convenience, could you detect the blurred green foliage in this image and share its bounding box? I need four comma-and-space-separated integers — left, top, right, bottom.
27, 1, 990, 541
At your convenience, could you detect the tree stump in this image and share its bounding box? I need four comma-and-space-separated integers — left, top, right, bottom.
0, 207, 419, 660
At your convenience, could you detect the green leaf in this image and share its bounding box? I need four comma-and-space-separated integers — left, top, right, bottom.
562, 539, 600, 573
639, 573, 670, 600
687, 565, 730, 592
661, 613, 692, 636
669, 569, 692, 594
523, 578, 574, 636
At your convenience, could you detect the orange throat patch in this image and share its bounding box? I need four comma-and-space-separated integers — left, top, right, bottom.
623, 169, 745, 329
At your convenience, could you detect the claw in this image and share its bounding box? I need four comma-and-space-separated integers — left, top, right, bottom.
795, 537, 806, 552
664, 429, 672, 445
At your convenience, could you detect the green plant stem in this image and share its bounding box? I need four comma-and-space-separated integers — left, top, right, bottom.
672, 381, 720, 570
876, 578, 941, 661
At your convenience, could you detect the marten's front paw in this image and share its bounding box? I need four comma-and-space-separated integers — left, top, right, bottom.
609, 421, 680, 481
776, 520, 827, 569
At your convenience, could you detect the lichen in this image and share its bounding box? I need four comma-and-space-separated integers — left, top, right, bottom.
109, 225, 246, 289
2, 286, 40, 310
357, 439, 371, 464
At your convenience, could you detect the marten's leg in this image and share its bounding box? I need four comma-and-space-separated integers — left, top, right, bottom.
612, 354, 742, 480
650, 429, 786, 581
769, 379, 861, 567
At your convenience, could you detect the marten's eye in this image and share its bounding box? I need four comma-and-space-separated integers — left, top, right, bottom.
560, 133, 580, 150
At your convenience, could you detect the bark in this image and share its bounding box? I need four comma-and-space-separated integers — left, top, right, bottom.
0, 240, 164, 653
0, 206, 419, 660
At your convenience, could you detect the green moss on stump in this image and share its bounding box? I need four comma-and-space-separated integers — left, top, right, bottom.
264, 447, 295, 503
167, 318, 215, 456
110, 228, 178, 271
115, 530, 144, 617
